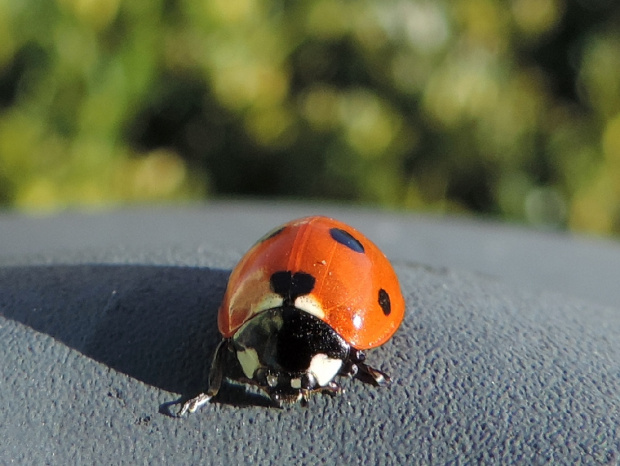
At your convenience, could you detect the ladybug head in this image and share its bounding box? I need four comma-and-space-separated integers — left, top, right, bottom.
231, 305, 350, 405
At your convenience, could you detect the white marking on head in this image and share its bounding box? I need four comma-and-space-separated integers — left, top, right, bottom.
309, 353, 343, 387
294, 295, 325, 319
236, 347, 260, 379
290, 378, 302, 389
254, 293, 284, 314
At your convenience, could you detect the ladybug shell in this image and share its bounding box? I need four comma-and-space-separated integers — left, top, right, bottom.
218, 216, 405, 350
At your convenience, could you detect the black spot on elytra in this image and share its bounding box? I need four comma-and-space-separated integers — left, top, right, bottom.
270, 271, 316, 305
378, 288, 391, 315
329, 228, 365, 253
257, 226, 285, 244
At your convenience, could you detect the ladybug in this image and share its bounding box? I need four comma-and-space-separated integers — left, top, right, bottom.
179, 216, 405, 414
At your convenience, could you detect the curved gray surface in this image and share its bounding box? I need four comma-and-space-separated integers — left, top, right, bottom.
1, 203, 619, 464
2, 201, 620, 308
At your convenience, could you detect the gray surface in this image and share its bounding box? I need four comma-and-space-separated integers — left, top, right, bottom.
2, 201, 620, 308
1, 203, 620, 464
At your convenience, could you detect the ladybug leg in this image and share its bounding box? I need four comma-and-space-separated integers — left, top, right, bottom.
339, 359, 359, 378
348, 348, 391, 387
355, 363, 391, 387
339, 348, 369, 378
321, 381, 343, 397
177, 339, 229, 416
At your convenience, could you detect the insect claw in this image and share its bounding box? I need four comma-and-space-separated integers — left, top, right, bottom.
177, 393, 212, 417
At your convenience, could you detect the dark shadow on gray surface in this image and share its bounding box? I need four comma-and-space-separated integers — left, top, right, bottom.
0, 264, 231, 397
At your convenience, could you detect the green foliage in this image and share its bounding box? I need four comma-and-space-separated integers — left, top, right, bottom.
1, 0, 619, 233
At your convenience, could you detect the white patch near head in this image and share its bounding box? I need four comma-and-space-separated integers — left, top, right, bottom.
237, 347, 260, 379
352, 314, 363, 329
309, 353, 343, 386
294, 295, 325, 319
254, 293, 284, 314
290, 378, 302, 389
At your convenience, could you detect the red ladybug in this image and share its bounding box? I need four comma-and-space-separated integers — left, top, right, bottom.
179, 216, 405, 414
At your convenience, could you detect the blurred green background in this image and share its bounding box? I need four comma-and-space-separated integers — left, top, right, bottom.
1, 0, 619, 234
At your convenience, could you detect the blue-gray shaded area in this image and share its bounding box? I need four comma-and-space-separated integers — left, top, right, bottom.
2, 202, 620, 309
1, 203, 619, 464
